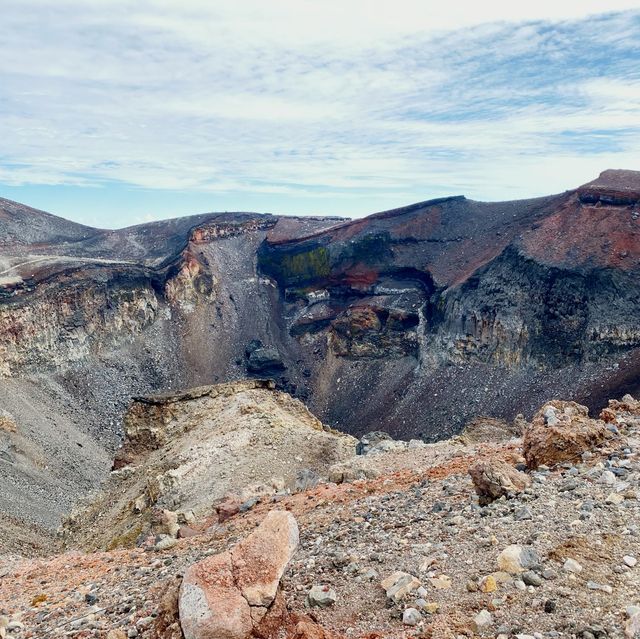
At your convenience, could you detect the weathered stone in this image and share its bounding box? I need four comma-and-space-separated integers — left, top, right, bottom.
522, 570, 542, 587
472, 609, 493, 632
179, 510, 298, 639
294, 469, 321, 493
381, 571, 421, 602
563, 558, 583, 574
468, 459, 531, 505
403, 608, 422, 626
161, 509, 180, 537
0, 411, 17, 433
180, 551, 252, 639
356, 431, 393, 455
479, 575, 497, 593
217, 496, 242, 523
232, 510, 299, 607
246, 347, 285, 373
497, 545, 541, 574
307, 585, 337, 608
524, 401, 615, 469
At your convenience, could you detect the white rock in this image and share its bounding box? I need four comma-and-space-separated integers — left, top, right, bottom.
623, 556, 638, 568
563, 558, 583, 573
587, 581, 613, 594
627, 606, 640, 619
472, 609, 493, 631
600, 470, 617, 485
308, 585, 337, 607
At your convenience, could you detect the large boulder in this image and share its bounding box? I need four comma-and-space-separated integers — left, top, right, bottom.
468, 459, 531, 505
247, 347, 286, 373
179, 510, 298, 639
523, 400, 616, 469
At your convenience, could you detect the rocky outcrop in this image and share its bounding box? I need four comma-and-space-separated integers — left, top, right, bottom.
468, 459, 531, 505
191, 218, 278, 243
577, 169, 640, 206
523, 400, 616, 469
64, 380, 356, 551
600, 393, 640, 425
179, 510, 298, 639
329, 306, 419, 359
164, 250, 215, 311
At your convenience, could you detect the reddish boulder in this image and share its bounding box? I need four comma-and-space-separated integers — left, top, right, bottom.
233, 510, 299, 608
179, 510, 299, 639
600, 394, 640, 424
217, 495, 242, 523
523, 400, 615, 469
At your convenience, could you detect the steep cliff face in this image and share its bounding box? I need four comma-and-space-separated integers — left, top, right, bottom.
433, 245, 640, 367
0, 207, 341, 546
255, 170, 640, 437
0, 270, 159, 376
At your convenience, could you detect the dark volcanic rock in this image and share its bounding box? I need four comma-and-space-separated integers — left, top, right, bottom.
247, 347, 286, 373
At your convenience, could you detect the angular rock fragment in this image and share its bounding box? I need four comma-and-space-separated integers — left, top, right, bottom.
468, 459, 531, 505
497, 545, 541, 574
381, 571, 421, 602
179, 510, 298, 639
307, 585, 337, 608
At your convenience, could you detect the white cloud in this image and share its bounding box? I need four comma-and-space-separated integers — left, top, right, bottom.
0, 1, 639, 221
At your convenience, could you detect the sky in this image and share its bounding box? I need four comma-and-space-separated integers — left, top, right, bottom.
1, 1, 640, 229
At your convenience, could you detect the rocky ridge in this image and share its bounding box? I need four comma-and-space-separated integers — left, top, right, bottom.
62, 379, 356, 552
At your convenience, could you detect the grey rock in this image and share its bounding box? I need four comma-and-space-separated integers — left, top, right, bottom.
522, 570, 543, 586
356, 431, 393, 455
307, 585, 337, 607
402, 608, 422, 626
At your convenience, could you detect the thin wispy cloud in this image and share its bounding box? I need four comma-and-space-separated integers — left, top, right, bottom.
0, 1, 639, 225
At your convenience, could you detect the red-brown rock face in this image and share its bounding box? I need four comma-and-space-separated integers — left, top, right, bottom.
178, 510, 299, 639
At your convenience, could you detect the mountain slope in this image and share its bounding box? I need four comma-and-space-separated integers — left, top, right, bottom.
1, 169, 640, 545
